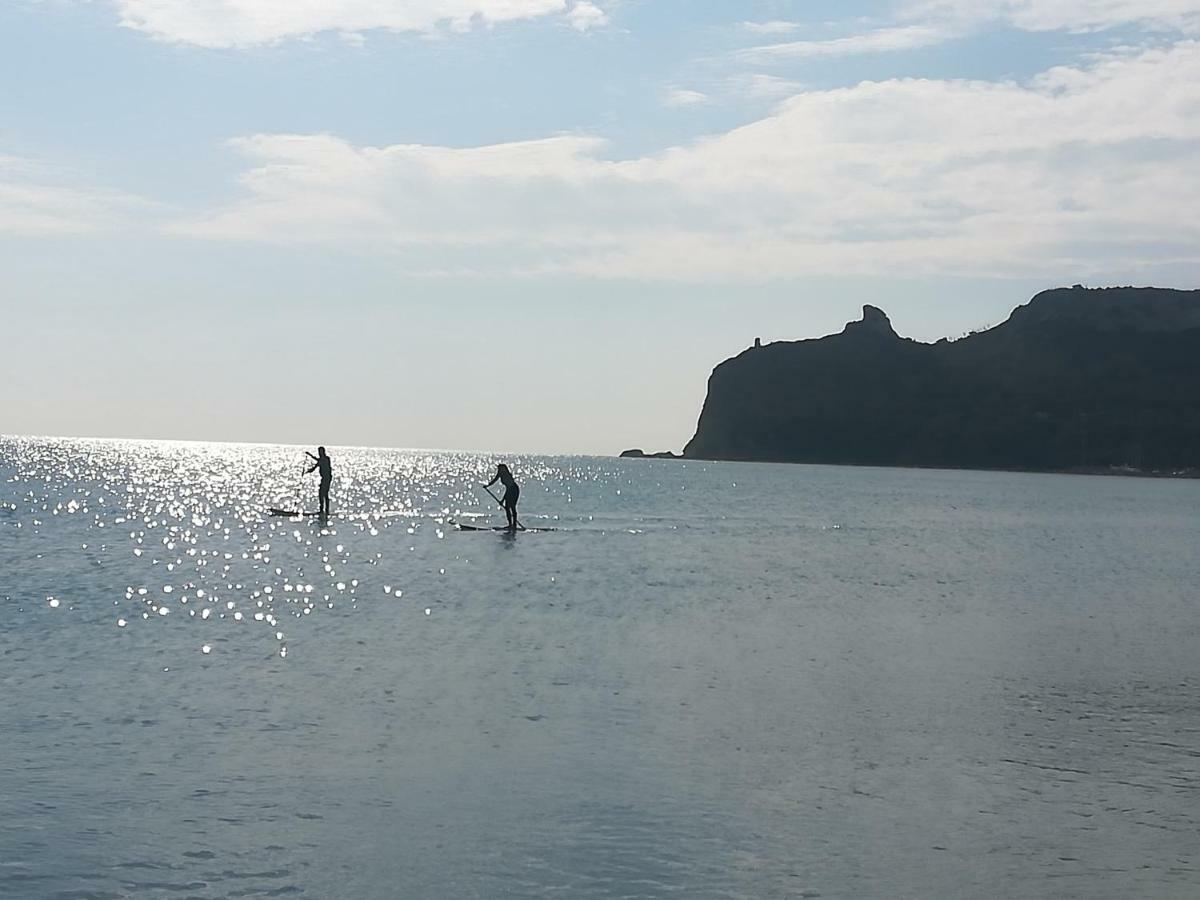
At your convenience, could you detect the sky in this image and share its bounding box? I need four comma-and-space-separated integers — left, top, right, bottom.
2, 0, 1199, 454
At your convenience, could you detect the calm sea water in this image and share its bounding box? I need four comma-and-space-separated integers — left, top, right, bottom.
2, 436, 1198, 900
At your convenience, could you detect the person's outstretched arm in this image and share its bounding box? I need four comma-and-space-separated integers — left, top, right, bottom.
484, 472, 500, 487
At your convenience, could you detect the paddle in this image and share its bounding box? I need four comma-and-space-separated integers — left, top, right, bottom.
482, 484, 525, 531
297, 454, 310, 507
270, 455, 311, 517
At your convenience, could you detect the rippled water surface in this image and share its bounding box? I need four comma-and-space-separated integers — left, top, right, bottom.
2, 436, 1199, 899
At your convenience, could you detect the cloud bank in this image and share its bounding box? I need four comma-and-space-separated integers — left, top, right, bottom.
172, 42, 1200, 280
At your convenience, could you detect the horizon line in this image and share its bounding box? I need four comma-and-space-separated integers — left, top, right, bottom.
0, 432, 629, 458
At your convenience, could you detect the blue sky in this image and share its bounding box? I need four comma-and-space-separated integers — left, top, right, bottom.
3, 1, 1199, 453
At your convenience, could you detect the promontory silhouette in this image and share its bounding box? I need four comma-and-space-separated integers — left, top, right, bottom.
662, 287, 1200, 473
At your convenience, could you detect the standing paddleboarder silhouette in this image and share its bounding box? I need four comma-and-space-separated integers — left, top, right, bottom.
305, 446, 333, 517
485, 463, 521, 530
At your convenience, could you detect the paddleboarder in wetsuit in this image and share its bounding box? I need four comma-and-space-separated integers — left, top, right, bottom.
306, 447, 332, 517
486, 463, 520, 530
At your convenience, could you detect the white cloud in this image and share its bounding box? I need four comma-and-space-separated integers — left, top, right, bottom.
0, 155, 150, 236
173, 42, 1200, 281
742, 24, 958, 61
566, 1, 607, 32
736, 1, 1200, 69
728, 74, 805, 101
115, 0, 583, 48
903, 0, 1200, 33
741, 21, 804, 36
735, 1, 1200, 72
662, 88, 709, 107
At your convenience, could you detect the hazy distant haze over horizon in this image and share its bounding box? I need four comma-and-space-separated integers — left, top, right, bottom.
3, 1, 1198, 453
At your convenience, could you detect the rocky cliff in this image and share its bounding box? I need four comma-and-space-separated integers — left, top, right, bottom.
682, 287, 1200, 472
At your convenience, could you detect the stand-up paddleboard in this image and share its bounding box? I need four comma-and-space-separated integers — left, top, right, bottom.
268, 508, 327, 518
452, 520, 554, 533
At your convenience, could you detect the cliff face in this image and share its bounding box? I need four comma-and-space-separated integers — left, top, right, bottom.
682, 287, 1200, 471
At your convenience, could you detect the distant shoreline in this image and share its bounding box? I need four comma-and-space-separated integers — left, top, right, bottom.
623, 452, 1200, 480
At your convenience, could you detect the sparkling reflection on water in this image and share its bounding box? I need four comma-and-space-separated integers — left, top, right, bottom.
1, 438, 577, 661
2, 436, 1199, 899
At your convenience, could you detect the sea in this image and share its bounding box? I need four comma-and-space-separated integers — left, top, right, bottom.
2, 436, 1198, 900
